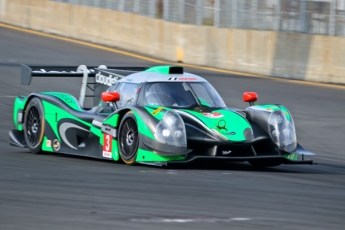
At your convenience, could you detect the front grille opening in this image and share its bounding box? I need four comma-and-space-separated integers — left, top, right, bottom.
217, 145, 253, 157
252, 139, 279, 156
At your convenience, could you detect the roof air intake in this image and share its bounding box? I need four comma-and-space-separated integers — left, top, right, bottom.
169, 66, 184, 74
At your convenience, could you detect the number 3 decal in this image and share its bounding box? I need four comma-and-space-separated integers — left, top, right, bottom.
102, 134, 112, 158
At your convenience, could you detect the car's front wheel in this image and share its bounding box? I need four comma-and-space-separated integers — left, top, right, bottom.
118, 112, 139, 165
23, 97, 45, 154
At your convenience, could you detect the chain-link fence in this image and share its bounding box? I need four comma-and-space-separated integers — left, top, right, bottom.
52, 0, 345, 36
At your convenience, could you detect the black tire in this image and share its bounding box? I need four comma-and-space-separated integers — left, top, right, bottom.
248, 160, 281, 168
23, 97, 45, 154
118, 112, 139, 165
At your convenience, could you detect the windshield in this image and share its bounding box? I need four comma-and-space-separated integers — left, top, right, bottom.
143, 82, 226, 109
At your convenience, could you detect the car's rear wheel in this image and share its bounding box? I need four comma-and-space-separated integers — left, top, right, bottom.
118, 112, 139, 165
248, 160, 281, 168
23, 97, 45, 154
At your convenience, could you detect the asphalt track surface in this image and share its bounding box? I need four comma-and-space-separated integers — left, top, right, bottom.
0, 26, 345, 230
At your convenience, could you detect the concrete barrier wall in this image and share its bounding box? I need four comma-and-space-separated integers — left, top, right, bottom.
1, 0, 344, 84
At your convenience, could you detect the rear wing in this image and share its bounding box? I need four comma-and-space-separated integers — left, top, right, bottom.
21, 64, 147, 108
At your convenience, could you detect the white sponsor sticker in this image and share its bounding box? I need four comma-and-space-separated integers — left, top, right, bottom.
102, 134, 112, 158
95, 72, 118, 86
202, 112, 224, 118
102, 151, 112, 158
46, 140, 51, 148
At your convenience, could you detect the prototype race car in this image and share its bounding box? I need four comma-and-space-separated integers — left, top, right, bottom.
9, 64, 314, 167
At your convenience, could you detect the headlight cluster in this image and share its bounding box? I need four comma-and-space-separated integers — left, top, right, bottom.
268, 110, 297, 152
155, 110, 187, 147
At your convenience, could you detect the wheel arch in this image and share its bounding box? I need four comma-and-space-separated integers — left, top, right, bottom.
16, 94, 45, 131
115, 107, 155, 140
22, 94, 42, 113
117, 110, 139, 165
115, 108, 132, 127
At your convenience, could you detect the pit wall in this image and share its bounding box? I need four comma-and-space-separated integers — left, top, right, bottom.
1, 0, 344, 84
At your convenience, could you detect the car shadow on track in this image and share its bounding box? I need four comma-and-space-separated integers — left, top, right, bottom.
9, 150, 344, 175
165, 160, 345, 175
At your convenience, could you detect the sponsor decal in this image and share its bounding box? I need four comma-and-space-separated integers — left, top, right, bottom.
101, 124, 117, 137
104, 125, 111, 132
95, 72, 119, 86
46, 139, 51, 148
216, 119, 228, 131
169, 77, 198, 81
202, 112, 223, 118
53, 93, 73, 104
102, 134, 112, 158
152, 107, 164, 115
102, 151, 112, 158
226, 131, 236, 135
178, 77, 198, 81
34, 69, 95, 74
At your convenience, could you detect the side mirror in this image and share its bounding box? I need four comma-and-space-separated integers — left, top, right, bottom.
243, 92, 258, 106
102, 92, 120, 102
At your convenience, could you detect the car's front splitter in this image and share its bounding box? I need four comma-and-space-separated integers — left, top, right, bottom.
143, 155, 313, 166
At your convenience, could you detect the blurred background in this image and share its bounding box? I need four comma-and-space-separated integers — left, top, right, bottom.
53, 0, 345, 36
3, 0, 339, 84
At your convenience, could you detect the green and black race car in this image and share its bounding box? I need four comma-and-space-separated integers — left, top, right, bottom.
9, 64, 314, 167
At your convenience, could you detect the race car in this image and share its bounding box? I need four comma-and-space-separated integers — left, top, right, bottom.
9, 64, 314, 167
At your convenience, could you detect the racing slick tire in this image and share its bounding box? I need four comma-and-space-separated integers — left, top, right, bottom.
23, 97, 45, 154
248, 160, 281, 168
118, 111, 139, 165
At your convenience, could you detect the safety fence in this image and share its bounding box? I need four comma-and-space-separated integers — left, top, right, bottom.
53, 0, 345, 36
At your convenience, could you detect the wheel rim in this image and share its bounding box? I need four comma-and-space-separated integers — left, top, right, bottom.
26, 106, 42, 147
120, 117, 138, 160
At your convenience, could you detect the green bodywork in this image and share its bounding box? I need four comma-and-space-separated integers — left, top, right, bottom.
132, 110, 155, 140
144, 66, 177, 75
42, 92, 82, 111
253, 104, 292, 121
136, 149, 185, 162
284, 153, 298, 160
185, 109, 251, 142
144, 105, 251, 142
12, 91, 300, 164
41, 100, 91, 142
144, 106, 166, 120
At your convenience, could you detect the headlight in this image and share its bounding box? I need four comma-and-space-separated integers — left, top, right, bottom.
162, 129, 170, 137
268, 113, 283, 125
164, 112, 177, 126
244, 128, 254, 141
174, 130, 183, 138
154, 110, 187, 147
268, 110, 297, 152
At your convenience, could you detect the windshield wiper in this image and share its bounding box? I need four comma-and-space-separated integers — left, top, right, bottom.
182, 82, 204, 112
